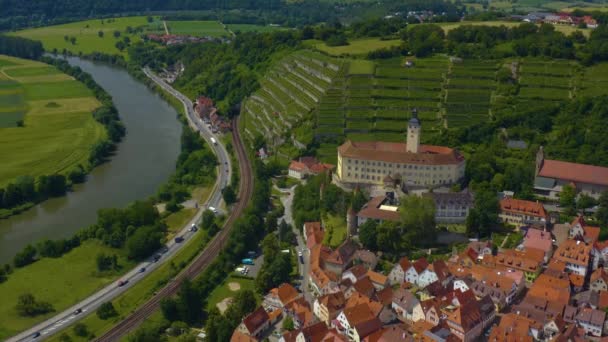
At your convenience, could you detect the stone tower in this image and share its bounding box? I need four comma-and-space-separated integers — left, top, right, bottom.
406, 108, 421, 153
535, 145, 545, 176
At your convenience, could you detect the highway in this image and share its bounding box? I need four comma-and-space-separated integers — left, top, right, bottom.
8, 69, 232, 342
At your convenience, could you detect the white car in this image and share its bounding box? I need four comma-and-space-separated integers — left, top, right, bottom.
298, 250, 303, 257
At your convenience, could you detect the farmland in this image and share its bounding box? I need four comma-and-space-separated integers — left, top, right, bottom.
0, 55, 105, 187
11, 17, 151, 56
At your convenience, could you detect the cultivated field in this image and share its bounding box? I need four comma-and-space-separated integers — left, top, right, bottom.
420, 20, 592, 37
11, 17, 151, 56
0, 55, 104, 187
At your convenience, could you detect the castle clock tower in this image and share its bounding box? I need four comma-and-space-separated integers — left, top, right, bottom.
406, 108, 420, 153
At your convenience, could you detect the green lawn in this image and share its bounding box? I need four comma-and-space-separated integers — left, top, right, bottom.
0, 241, 136, 340
227, 24, 284, 33
166, 21, 229, 37
349, 59, 375, 75
45, 229, 212, 342
206, 276, 257, 311
322, 214, 347, 248
310, 38, 402, 56
11, 16, 151, 56
0, 55, 104, 187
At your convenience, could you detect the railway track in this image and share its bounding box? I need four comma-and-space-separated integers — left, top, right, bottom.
96, 118, 253, 341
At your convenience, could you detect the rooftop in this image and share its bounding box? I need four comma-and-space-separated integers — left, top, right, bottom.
500, 198, 547, 219
539, 159, 608, 186
338, 140, 464, 165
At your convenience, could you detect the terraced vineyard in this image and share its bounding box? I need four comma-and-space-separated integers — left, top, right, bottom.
444, 59, 498, 128
240, 50, 345, 158
579, 62, 608, 97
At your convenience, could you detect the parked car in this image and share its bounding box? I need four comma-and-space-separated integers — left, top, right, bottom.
153, 254, 161, 262
32, 332, 41, 339
242, 258, 254, 265
139, 267, 146, 273
118, 280, 128, 287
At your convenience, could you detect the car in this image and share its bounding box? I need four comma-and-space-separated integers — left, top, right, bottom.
153, 254, 161, 262
225, 161, 228, 165
298, 250, 303, 257
73, 308, 82, 315
190, 226, 198, 232
32, 332, 41, 339
174, 236, 184, 243
139, 267, 146, 273
118, 280, 128, 287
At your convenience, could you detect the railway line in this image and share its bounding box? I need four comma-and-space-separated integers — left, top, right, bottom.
95, 117, 253, 341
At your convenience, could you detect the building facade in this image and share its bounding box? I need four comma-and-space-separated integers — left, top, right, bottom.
335, 111, 465, 187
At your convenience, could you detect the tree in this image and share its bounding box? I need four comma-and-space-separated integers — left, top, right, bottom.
115, 41, 126, 51
406, 24, 445, 57
14, 244, 37, 267
400, 195, 437, 246
560, 184, 577, 215
97, 302, 118, 320
358, 219, 377, 250
98, 30, 104, 38
577, 194, 597, 214
58, 333, 72, 342
69, 36, 76, 45
126, 225, 163, 260
466, 183, 499, 238
204, 308, 232, 342
73, 323, 91, 338
351, 189, 367, 212
222, 185, 237, 205
96, 253, 118, 272
113, 30, 121, 38
283, 316, 295, 331
15, 293, 54, 317
202, 209, 215, 229
68, 165, 86, 184
225, 290, 257, 324
278, 219, 294, 243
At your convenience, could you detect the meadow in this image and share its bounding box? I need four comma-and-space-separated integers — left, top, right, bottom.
309, 38, 402, 56
165, 20, 229, 37
0, 241, 136, 340
11, 17, 150, 56
0, 55, 104, 187
227, 24, 284, 33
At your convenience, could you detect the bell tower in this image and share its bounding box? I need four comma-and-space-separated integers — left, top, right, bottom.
406, 108, 420, 153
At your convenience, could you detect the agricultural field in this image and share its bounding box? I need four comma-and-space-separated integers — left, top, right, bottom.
241, 50, 346, 159
444, 60, 498, 128
0, 55, 105, 187
11, 16, 151, 56
165, 20, 229, 37
0, 240, 136, 340
580, 62, 608, 97
516, 58, 574, 105
308, 38, 402, 56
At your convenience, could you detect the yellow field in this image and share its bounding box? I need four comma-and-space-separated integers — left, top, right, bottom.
0, 55, 105, 187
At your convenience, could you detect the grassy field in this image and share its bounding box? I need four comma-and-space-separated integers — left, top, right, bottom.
322, 214, 347, 248
227, 24, 284, 33
11, 17, 150, 56
45, 227, 212, 342
206, 276, 257, 311
0, 241, 136, 340
0, 55, 104, 187
310, 38, 402, 56
166, 20, 229, 37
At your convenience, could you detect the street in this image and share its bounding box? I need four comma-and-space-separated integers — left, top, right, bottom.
8, 69, 232, 342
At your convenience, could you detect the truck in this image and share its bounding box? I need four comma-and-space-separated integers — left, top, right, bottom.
210, 137, 217, 145
242, 258, 255, 265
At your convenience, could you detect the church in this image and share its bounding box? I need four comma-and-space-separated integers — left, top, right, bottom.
335, 110, 465, 188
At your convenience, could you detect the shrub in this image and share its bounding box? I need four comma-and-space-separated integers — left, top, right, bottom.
15, 293, 54, 317
96, 302, 118, 320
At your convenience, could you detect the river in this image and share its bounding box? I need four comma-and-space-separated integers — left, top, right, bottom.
0, 57, 182, 263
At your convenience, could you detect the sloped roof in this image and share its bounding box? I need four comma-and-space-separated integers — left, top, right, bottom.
523, 229, 552, 253
411, 258, 429, 274
290, 160, 308, 172
338, 140, 464, 165
539, 159, 608, 186
242, 306, 269, 334
500, 198, 547, 219
364, 325, 413, 342
270, 283, 300, 306
553, 240, 592, 267
357, 196, 401, 222
367, 270, 388, 286
326, 239, 358, 266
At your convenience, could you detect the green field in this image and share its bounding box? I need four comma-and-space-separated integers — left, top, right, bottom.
0, 55, 104, 187
0, 241, 136, 339
11, 16, 151, 56
166, 20, 229, 37
310, 38, 402, 56
227, 24, 284, 33
206, 276, 257, 311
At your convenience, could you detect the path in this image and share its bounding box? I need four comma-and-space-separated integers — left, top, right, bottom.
163, 21, 170, 35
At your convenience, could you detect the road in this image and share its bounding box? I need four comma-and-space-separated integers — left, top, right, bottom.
8, 69, 232, 342
93, 76, 254, 341
277, 185, 313, 305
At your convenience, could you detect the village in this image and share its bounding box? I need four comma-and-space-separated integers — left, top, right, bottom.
229, 110, 608, 342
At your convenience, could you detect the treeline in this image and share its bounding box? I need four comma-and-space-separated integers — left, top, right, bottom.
0, 57, 124, 219
158, 158, 272, 337
157, 128, 218, 212
405, 21, 608, 64
0, 34, 43, 59
137, 30, 301, 115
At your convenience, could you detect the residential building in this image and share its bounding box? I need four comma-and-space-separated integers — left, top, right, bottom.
288, 157, 334, 179
335, 303, 383, 342
416, 260, 452, 288
309, 244, 340, 296
591, 268, 608, 292
389, 257, 411, 285
487, 313, 540, 342
264, 283, 301, 309
576, 307, 606, 337
553, 239, 593, 276
498, 197, 548, 228
304, 221, 325, 251
443, 295, 495, 342
569, 216, 600, 244
483, 249, 544, 283
392, 288, 424, 323
314, 291, 346, 325
534, 146, 608, 199
523, 228, 553, 263
280, 321, 346, 342
423, 191, 473, 224
363, 325, 413, 342
236, 306, 271, 340
325, 240, 359, 276
335, 111, 465, 188
284, 297, 315, 329
366, 270, 388, 291
355, 196, 400, 228
405, 258, 429, 285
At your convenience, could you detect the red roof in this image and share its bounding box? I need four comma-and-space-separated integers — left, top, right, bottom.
242, 306, 269, 334
500, 198, 547, 219
539, 159, 608, 186
338, 140, 464, 166
290, 160, 308, 172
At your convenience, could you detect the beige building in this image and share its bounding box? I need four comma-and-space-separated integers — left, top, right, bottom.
335, 112, 465, 187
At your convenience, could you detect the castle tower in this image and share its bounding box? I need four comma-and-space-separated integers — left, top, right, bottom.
535, 146, 545, 176
406, 108, 421, 153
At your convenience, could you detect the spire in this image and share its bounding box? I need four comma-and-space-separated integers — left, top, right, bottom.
409, 108, 420, 125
